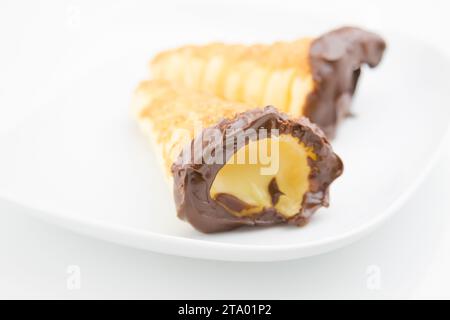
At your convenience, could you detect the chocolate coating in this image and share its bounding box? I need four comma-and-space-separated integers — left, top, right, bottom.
268, 177, 283, 206
171, 106, 343, 233
306, 27, 386, 138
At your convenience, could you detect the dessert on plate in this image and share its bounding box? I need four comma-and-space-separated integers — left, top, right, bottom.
131, 26, 385, 233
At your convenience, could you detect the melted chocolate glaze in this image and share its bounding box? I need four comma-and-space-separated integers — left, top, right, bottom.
171, 107, 343, 233
306, 27, 386, 138
268, 177, 283, 206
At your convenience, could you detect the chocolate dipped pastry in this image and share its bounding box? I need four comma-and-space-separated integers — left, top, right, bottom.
150, 27, 386, 138
132, 80, 343, 233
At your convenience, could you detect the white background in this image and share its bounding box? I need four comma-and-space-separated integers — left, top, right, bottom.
1, 0, 450, 299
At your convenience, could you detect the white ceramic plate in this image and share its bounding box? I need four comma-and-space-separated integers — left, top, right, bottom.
0, 6, 449, 261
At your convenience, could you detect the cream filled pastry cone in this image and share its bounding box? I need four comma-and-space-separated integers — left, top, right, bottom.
132, 80, 343, 233
150, 27, 386, 138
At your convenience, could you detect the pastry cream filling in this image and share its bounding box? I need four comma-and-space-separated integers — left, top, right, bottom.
210, 135, 317, 218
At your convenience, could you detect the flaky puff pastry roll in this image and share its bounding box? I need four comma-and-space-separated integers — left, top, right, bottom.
151, 27, 386, 138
